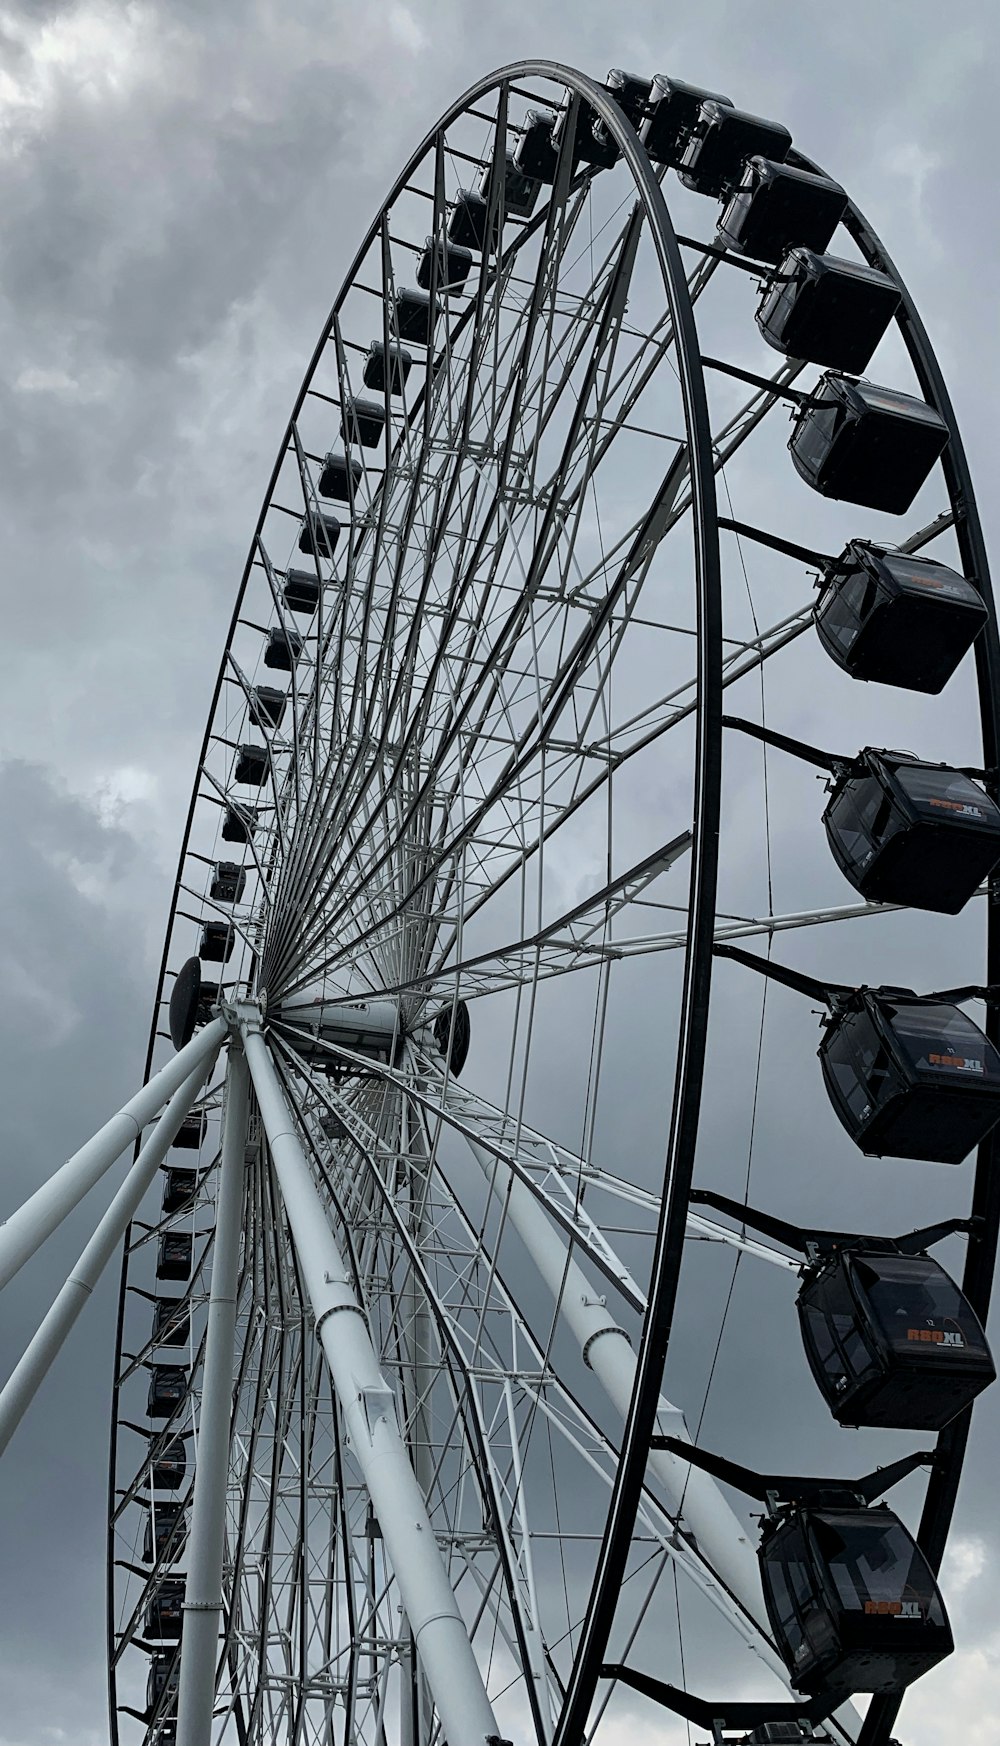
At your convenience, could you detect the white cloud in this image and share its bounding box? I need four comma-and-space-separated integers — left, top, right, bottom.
941, 1531, 988, 1595
89, 762, 159, 827
0, 1, 157, 121
387, 3, 429, 54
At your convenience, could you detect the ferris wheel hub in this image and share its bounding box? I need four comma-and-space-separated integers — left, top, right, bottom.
270, 989, 405, 1072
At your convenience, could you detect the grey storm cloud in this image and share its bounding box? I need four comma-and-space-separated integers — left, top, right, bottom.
1, 2, 999, 1743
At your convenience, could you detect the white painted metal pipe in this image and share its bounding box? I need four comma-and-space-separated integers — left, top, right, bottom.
465, 1131, 862, 1738
0, 1053, 218, 1459
176, 1044, 249, 1746
241, 1019, 500, 1746
0, 1017, 227, 1294
464, 1135, 765, 1619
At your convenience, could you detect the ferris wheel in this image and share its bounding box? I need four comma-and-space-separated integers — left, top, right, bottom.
1, 54, 998, 1746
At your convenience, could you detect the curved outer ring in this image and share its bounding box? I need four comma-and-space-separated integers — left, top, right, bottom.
803, 164, 1000, 1746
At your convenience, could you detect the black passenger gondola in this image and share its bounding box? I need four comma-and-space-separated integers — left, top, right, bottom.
317, 452, 360, 502
193, 978, 220, 1025
416, 237, 473, 294
220, 807, 256, 846
152, 1297, 190, 1347
820, 992, 1000, 1162
717, 158, 847, 264
233, 743, 269, 786
478, 148, 540, 219
298, 509, 341, 558
392, 287, 435, 346
249, 685, 286, 731
678, 101, 792, 198
798, 1249, 995, 1430
362, 338, 412, 394
715, 944, 1000, 1163
143, 1502, 184, 1564
552, 98, 620, 170
823, 750, 1000, 913
161, 1166, 197, 1214
640, 76, 733, 166
447, 190, 501, 252
515, 109, 558, 182
341, 395, 386, 448
156, 1232, 193, 1282
760, 1505, 952, 1695
172, 1110, 206, 1150
144, 1579, 185, 1640
209, 860, 246, 903
151, 1436, 187, 1491
815, 541, 987, 693
147, 1364, 187, 1419
282, 568, 321, 616
147, 1651, 179, 1715
263, 626, 302, 672
789, 375, 949, 514
198, 920, 233, 963
757, 248, 901, 372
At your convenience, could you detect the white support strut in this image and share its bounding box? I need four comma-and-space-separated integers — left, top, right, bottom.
462, 1131, 767, 1620
177, 1042, 250, 1746
0, 1016, 227, 1294
240, 1017, 501, 1746
461, 1124, 862, 1741
0, 1053, 218, 1459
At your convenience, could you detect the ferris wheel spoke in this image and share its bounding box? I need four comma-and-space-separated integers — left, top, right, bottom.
266, 130, 580, 934
272, 448, 685, 1000
272, 397, 700, 998
268, 137, 631, 956
265, 174, 604, 983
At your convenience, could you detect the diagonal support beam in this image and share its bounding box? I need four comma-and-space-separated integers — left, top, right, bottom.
0, 1051, 218, 1459
177, 1041, 250, 1746
239, 1013, 501, 1746
0, 1016, 227, 1294
461, 1129, 766, 1623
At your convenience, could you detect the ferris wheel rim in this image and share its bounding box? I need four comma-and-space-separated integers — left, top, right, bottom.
791, 160, 1000, 1746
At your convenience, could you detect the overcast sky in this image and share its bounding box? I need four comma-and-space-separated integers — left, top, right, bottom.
1, 2, 999, 1743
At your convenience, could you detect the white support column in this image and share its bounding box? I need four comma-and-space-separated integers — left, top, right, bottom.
0, 1052, 218, 1459
0, 1017, 227, 1294
240, 1018, 501, 1746
176, 1043, 250, 1746
464, 1134, 767, 1622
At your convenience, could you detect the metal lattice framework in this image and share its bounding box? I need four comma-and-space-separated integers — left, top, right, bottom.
0, 56, 997, 1746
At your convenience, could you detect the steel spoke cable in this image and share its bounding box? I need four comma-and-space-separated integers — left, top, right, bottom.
265, 150, 635, 984
270, 458, 690, 1001
272, 348, 816, 1005
261, 194, 603, 998
263, 141, 595, 977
